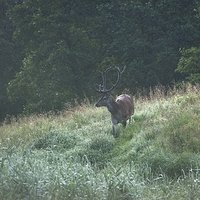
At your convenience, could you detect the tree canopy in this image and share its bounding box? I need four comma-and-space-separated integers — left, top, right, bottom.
1, 0, 200, 120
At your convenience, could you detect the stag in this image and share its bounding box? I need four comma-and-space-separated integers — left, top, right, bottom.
95, 67, 134, 137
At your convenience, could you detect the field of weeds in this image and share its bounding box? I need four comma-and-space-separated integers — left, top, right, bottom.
0, 84, 200, 200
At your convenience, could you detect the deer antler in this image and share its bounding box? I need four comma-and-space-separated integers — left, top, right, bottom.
96, 66, 126, 93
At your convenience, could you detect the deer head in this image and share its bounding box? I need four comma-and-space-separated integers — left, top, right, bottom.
95, 66, 126, 107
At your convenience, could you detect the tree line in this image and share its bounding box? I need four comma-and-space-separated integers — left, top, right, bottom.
1, 0, 200, 121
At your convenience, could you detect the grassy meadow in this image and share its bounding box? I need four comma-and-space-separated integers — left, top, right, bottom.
0, 84, 200, 200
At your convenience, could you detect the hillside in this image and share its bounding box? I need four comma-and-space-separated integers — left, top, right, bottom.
0, 84, 200, 200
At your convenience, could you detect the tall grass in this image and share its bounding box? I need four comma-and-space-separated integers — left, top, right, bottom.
0, 84, 199, 199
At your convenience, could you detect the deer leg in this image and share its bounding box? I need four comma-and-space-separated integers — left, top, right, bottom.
129, 115, 135, 124
112, 124, 116, 137
112, 124, 119, 138
112, 124, 116, 134
122, 121, 127, 128
111, 118, 119, 137
129, 116, 131, 124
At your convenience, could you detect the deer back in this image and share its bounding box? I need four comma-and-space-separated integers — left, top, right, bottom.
115, 94, 134, 120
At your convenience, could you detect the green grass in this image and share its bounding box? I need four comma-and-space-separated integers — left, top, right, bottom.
0, 84, 200, 199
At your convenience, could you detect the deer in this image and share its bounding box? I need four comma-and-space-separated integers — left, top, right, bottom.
95, 66, 134, 137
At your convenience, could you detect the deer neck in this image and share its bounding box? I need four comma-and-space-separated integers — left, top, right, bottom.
106, 97, 119, 115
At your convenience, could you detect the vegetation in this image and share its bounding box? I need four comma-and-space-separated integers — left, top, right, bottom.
1, 0, 200, 120
0, 84, 199, 199
1, 1, 199, 198
177, 47, 200, 83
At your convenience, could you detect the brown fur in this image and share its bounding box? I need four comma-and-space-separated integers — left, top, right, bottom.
96, 93, 134, 137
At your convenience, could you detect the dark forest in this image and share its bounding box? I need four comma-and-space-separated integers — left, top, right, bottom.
1, 0, 200, 120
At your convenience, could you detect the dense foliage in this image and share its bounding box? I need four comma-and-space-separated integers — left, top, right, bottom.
1, 0, 200, 119
177, 47, 200, 83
